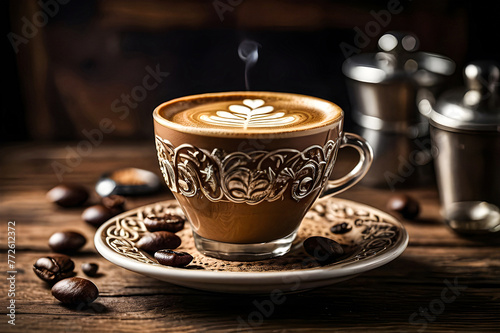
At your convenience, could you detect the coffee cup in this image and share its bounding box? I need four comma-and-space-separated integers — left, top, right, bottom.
153, 91, 373, 260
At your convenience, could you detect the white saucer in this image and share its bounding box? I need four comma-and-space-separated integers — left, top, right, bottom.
95, 197, 408, 294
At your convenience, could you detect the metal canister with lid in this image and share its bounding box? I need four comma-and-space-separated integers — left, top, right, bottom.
342, 31, 455, 188
424, 61, 500, 233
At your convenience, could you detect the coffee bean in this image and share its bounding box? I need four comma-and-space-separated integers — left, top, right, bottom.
82, 205, 116, 227
33, 254, 75, 283
143, 214, 185, 233
135, 231, 181, 253
387, 194, 420, 219
49, 231, 87, 253
330, 222, 352, 234
101, 195, 126, 212
81, 263, 99, 277
46, 184, 89, 208
155, 249, 193, 267
303, 236, 344, 264
51, 277, 99, 305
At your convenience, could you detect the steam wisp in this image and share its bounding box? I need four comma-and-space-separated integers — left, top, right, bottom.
238, 40, 260, 90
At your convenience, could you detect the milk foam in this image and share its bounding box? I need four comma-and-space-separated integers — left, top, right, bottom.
155, 92, 342, 137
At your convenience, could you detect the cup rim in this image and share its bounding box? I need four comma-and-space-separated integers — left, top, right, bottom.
153, 91, 343, 139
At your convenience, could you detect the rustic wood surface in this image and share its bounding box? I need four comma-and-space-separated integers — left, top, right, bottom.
1, 141, 499, 332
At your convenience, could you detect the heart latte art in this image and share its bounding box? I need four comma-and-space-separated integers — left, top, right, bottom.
199, 99, 296, 129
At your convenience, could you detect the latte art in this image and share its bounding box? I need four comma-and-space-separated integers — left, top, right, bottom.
199, 99, 296, 129
154, 92, 343, 137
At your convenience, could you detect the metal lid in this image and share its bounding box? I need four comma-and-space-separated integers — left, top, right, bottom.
342, 31, 455, 85
342, 32, 455, 87
424, 61, 500, 132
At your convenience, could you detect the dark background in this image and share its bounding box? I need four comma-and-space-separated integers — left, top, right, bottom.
2, 0, 499, 143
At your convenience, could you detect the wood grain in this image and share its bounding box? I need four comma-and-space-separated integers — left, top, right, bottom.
1, 142, 499, 332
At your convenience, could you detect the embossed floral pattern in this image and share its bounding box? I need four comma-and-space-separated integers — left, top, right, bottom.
155, 136, 338, 204
306, 200, 400, 259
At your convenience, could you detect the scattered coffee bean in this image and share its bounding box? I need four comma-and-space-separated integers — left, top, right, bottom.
155, 249, 193, 267
330, 222, 352, 234
101, 195, 126, 212
82, 204, 116, 227
143, 214, 185, 233
303, 236, 344, 264
51, 277, 99, 305
135, 231, 181, 253
82, 195, 126, 227
33, 254, 75, 283
46, 184, 89, 208
387, 194, 420, 219
48, 231, 87, 253
81, 263, 99, 277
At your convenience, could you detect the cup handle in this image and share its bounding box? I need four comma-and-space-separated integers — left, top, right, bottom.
320, 132, 373, 198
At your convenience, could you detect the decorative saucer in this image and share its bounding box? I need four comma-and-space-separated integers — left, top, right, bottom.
94, 197, 408, 294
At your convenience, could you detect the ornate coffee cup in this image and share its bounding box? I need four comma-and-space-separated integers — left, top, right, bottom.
153, 91, 373, 260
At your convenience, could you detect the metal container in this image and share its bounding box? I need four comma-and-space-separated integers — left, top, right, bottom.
343, 31, 455, 131
342, 31, 455, 188
426, 61, 500, 233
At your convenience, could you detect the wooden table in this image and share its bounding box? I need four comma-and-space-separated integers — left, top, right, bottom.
1, 141, 499, 332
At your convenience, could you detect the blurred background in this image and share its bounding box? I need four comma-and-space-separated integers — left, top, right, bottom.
2, 0, 499, 143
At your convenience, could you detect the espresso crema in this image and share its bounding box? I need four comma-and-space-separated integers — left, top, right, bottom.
154, 92, 342, 137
